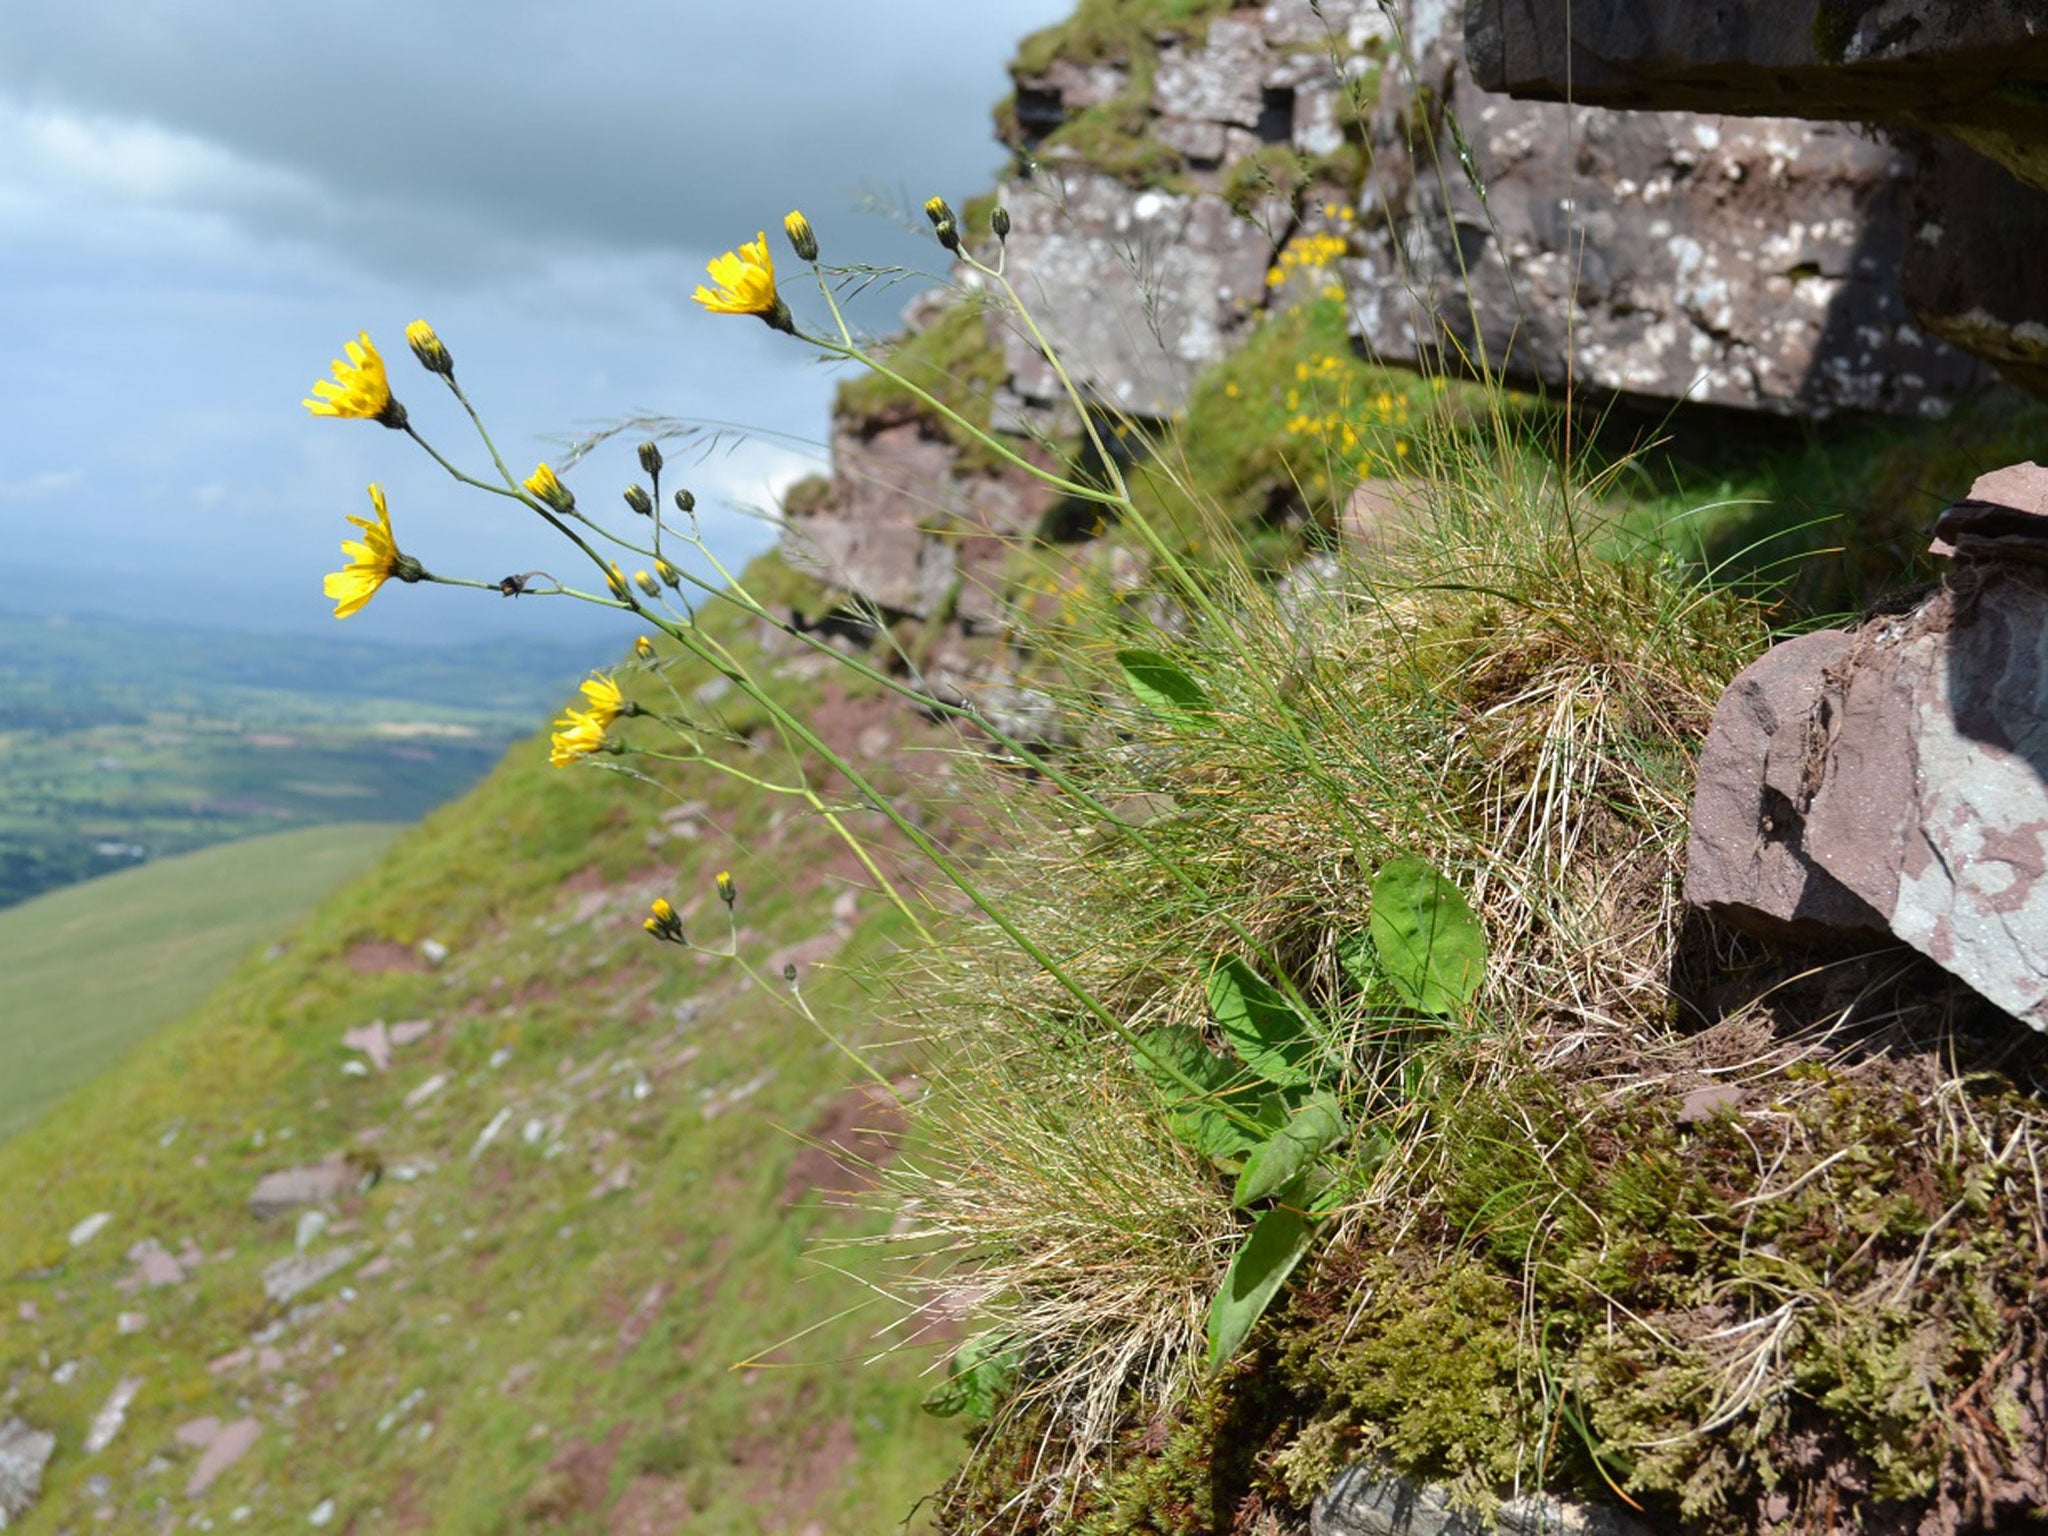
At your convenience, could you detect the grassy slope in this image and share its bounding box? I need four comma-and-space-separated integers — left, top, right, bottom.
0, 823, 402, 1145
0, 587, 965, 1533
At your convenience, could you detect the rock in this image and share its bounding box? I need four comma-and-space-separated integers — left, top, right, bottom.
1683, 629, 1887, 938
402, 1073, 448, 1110
293, 1211, 329, 1252
68, 1211, 112, 1247
125, 1239, 187, 1290
249, 1157, 355, 1220
1466, 0, 2048, 395
184, 1418, 258, 1498
83, 1376, 142, 1456
0, 1418, 56, 1527
308, 1496, 336, 1527
1465, 0, 2048, 192
996, 171, 1274, 419
1313, 1464, 1656, 1535
1678, 1084, 1747, 1124
1687, 538, 2048, 1030
261, 1244, 364, 1307
341, 1021, 391, 1073
418, 938, 449, 967
116, 1311, 144, 1335
1351, 2, 1986, 416
387, 1019, 435, 1048
174, 1418, 222, 1450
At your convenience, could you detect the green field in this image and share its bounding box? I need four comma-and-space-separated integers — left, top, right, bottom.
0, 822, 400, 1143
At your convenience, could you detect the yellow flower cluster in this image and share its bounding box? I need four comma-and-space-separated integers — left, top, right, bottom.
1265, 228, 1350, 303
550, 674, 626, 767
1281, 359, 1415, 478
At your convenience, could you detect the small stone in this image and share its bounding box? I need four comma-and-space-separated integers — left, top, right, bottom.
0, 1417, 57, 1525
294, 1211, 329, 1252
116, 1312, 146, 1336
387, 1019, 434, 1048
51, 1361, 80, 1386
261, 1245, 363, 1307
83, 1376, 142, 1456
185, 1418, 259, 1498
403, 1074, 448, 1110
249, 1158, 355, 1221
308, 1496, 336, 1527
174, 1418, 223, 1451
340, 1021, 391, 1074
418, 939, 449, 966
126, 1239, 186, 1290
69, 1212, 113, 1247
1677, 1084, 1747, 1124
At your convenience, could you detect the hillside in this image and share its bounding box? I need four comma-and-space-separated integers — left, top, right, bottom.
0, 823, 402, 1145
0, 579, 972, 1532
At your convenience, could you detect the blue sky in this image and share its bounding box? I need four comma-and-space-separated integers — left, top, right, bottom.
0, 0, 1070, 644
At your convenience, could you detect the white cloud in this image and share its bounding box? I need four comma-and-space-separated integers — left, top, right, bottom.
0, 468, 80, 501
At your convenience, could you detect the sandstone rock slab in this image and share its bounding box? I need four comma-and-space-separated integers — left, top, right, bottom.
185, 1417, 258, 1498
1351, 4, 1987, 416
1688, 536, 2048, 1030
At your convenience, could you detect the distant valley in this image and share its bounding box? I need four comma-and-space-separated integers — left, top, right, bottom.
0, 609, 609, 910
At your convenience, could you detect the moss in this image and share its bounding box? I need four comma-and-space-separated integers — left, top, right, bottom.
778, 472, 831, 521
1012, 0, 1232, 77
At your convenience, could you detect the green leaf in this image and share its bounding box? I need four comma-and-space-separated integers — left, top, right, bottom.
1368, 857, 1488, 1015
1233, 1093, 1346, 1208
1205, 1206, 1317, 1370
921, 1331, 1022, 1421
1134, 1026, 1281, 1161
1206, 957, 1314, 1088
1117, 647, 1213, 717
1336, 929, 1376, 990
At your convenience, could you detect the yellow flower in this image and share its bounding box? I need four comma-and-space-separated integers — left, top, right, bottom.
322, 484, 412, 619
782, 209, 818, 262
644, 897, 685, 942
694, 233, 793, 332
548, 708, 609, 767
524, 462, 575, 512
634, 635, 656, 661
304, 332, 406, 428
715, 870, 735, 906
578, 674, 625, 725
605, 562, 631, 601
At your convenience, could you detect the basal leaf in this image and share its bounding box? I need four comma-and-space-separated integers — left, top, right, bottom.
921, 1331, 1021, 1421
1336, 929, 1376, 990
1117, 647, 1214, 717
1135, 1025, 1280, 1162
1205, 1206, 1316, 1370
1233, 1093, 1346, 1208
1206, 957, 1314, 1088
1368, 857, 1488, 1016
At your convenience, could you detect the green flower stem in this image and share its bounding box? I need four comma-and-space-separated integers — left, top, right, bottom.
642, 606, 1267, 1130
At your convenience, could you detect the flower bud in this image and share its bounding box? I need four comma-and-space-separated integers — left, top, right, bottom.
634, 635, 656, 661
405, 320, 454, 376
715, 870, 736, 907
783, 209, 819, 263
656, 559, 681, 588
623, 484, 654, 517
524, 463, 575, 513
644, 897, 685, 943
606, 562, 631, 601
673, 488, 696, 515
991, 206, 1011, 241
633, 569, 661, 597
637, 441, 663, 476
924, 195, 960, 253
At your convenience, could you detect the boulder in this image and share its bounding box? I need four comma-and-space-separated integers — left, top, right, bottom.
0, 1419, 56, 1528
1688, 469, 2048, 1028
1350, 2, 1988, 416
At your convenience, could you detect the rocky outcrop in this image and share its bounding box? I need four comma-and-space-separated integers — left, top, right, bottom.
1687, 463, 2048, 1030
1349, 0, 1988, 415
1465, 0, 2048, 395
1466, 0, 2048, 193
